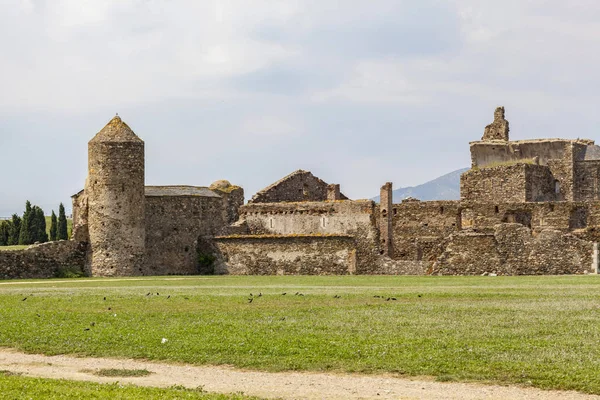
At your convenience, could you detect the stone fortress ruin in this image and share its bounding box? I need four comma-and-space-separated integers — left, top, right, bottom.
1, 107, 600, 278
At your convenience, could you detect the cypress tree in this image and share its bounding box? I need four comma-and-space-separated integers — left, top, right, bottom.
50, 211, 58, 241
0, 221, 8, 246
33, 206, 48, 243
8, 214, 21, 245
18, 201, 32, 245
57, 203, 68, 240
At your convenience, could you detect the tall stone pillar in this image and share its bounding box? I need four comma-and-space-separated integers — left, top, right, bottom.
380, 182, 394, 258
86, 116, 146, 276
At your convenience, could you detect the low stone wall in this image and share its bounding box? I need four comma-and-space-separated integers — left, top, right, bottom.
213, 234, 356, 275
0, 241, 87, 280
432, 223, 593, 275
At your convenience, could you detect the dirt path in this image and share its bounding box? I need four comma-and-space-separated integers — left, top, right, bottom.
0, 349, 597, 400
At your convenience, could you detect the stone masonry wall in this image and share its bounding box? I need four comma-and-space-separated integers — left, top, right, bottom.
214, 235, 356, 275
0, 241, 87, 279
391, 200, 460, 273
432, 224, 593, 275
145, 195, 225, 275
460, 164, 556, 203
574, 160, 600, 201
239, 200, 380, 273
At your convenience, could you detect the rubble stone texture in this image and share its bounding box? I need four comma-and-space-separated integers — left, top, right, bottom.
482, 106, 509, 141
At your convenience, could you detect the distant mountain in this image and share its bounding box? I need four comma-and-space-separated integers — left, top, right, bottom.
372, 168, 469, 203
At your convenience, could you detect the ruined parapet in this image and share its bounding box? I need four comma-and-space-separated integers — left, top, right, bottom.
327, 184, 341, 201
86, 116, 146, 276
379, 182, 394, 257
210, 180, 245, 224
482, 106, 509, 141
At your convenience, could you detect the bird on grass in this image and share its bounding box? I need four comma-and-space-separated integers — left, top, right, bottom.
108, 307, 111, 311
90, 322, 95, 327
391, 297, 397, 301
282, 292, 287, 296
258, 293, 262, 297
247, 298, 254, 304
418, 294, 422, 298
373, 295, 381, 298
333, 295, 341, 299
84, 328, 90, 331
146, 293, 151, 296
167, 295, 171, 299
21, 297, 27, 301
103, 297, 106, 301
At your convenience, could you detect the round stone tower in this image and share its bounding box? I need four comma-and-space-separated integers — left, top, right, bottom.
86, 116, 146, 276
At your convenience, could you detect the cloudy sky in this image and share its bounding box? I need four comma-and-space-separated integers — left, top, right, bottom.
1, 0, 599, 216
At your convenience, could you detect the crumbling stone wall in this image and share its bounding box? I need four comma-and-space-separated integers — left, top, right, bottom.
239, 200, 380, 273
391, 200, 460, 272
432, 224, 593, 275
214, 235, 356, 275
481, 106, 509, 141
0, 241, 87, 279
574, 160, 600, 201
86, 116, 146, 277
460, 164, 556, 203
210, 180, 245, 224
249, 170, 348, 203
145, 194, 225, 275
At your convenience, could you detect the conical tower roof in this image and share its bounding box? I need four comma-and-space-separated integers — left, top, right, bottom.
89, 116, 143, 143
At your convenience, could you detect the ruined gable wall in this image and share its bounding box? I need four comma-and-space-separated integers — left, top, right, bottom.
214, 235, 356, 275
0, 241, 87, 279
239, 200, 379, 273
249, 171, 347, 203
144, 195, 225, 275
391, 201, 460, 271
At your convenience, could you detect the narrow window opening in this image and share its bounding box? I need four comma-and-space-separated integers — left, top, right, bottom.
393, 208, 397, 215
321, 217, 326, 228
549, 204, 555, 212
440, 206, 444, 215
494, 206, 499, 213
270, 218, 274, 228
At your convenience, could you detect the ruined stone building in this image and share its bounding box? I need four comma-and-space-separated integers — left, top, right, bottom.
1, 108, 599, 278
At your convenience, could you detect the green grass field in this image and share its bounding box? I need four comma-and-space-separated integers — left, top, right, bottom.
0, 245, 28, 251
1, 275, 600, 394
0, 371, 260, 399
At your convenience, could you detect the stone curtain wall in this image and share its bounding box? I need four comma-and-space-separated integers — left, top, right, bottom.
0, 241, 87, 279
214, 235, 356, 275
144, 195, 225, 275
239, 200, 380, 273
432, 224, 593, 275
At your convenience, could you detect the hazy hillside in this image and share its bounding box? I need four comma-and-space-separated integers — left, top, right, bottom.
372, 168, 469, 203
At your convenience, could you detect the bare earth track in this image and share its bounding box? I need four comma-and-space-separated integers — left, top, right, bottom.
0, 349, 598, 400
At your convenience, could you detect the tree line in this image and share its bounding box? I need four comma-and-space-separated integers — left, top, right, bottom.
0, 202, 68, 246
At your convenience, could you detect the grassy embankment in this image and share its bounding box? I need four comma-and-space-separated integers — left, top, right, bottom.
0, 275, 599, 394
